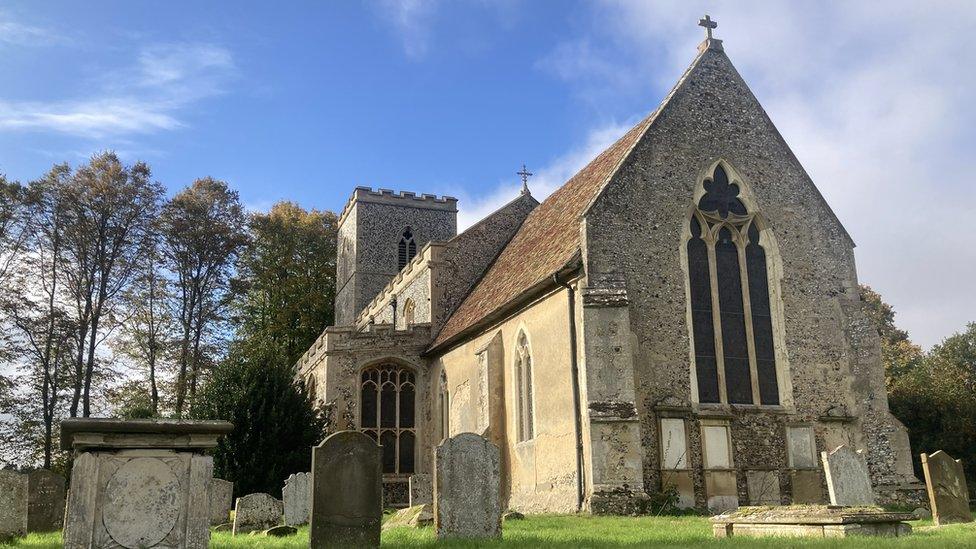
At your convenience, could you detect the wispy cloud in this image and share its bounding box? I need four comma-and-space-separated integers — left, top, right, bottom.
0, 42, 235, 138
534, 0, 976, 347
0, 9, 63, 47
374, 0, 439, 59
457, 121, 632, 229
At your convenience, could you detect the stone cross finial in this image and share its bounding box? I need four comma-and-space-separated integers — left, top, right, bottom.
698, 14, 717, 40
517, 164, 533, 195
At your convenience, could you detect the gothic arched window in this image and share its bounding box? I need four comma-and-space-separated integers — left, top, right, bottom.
402, 298, 416, 327
398, 228, 417, 270
686, 163, 780, 406
514, 331, 535, 442
360, 363, 416, 474
438, 370, 449, 442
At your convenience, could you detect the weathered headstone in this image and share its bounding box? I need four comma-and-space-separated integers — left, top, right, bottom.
0, 470, 28, 540
821, 445, 875, 506
434, 432, 501, 540
27, 469, 66, 532
310, 431, 382, 548
746, 471, 780, 505
282, 472, 311, 526
61, 418, 233, 549
209, 478, 234, 526
232, 493, 282, 535
409, 473, 432, 506
921, 450, 973, 525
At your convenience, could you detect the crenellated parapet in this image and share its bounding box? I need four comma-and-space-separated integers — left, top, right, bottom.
338, 186, 457, 228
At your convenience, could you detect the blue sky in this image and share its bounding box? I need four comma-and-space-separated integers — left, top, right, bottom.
1, 1, 974, 348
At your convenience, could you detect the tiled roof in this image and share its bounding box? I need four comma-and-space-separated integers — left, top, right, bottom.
429, 114, 655, 351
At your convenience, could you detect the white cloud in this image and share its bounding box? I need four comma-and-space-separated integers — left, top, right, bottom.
375, 0, 439, 59
535, 0, 976, 347
0, 10, 62, 47
0, 42, 235, 138
456, 121, 632, 229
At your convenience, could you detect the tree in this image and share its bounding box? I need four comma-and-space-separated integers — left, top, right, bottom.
859, 285, 924, 383
115, 238, 172, 416
60, 153, 164, 417
0, 175, 32, 291
234, 202, 337, 366
190, 349, 326, 497
0, 167, 76, 468
160, 178, 247, 416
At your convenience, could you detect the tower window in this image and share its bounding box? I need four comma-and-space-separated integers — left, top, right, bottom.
686, 163, 781, 406
398, 228, 417, 270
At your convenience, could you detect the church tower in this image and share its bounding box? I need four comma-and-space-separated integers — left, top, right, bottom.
335, 187, 457, 325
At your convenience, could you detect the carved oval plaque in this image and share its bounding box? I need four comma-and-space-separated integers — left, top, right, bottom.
102, 458, 181, 548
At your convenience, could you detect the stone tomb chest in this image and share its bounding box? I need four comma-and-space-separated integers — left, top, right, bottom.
712, 505, 915, 539
61, 418, 233, 549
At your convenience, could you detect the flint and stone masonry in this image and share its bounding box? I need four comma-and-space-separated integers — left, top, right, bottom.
297, 25, 923, 513
60, 418, 233, 549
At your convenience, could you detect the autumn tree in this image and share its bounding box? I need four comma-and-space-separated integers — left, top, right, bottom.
0, 166, 75, 467
160, 178, 247, 416
60, 153, 164, 417
114, 235, 172, 416
233, 202, 337, 366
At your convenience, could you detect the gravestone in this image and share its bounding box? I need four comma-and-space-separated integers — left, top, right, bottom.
61, 418, 233, 549
0, 470, 28, 540
27, 469, 66, 532
282, 472, 311, 526
434, 433, 501, 539
821, 445, 875, 506
409, 473, 432, 506
310, 431, 382, 548
921, 451, 973, 525
209, 479, 234, 526
232, 493, 282, 535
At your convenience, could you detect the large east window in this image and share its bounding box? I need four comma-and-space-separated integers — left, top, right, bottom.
360, 363, 416, 474
687, 163, 780, 406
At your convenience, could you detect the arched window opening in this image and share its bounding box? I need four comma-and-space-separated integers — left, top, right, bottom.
687, 163, 780, 406
403, 298, 416, 327
515, 331, 535, 442
398, 228, 417, 271
438, 370, 449, 442
360, 363, 416, 474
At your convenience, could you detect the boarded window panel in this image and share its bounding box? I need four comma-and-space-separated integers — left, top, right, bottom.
361, 383, 378, 428
380, 431, 397, 474
688, 220, 719, 403
661, 418, 689, 469
380, 384, 397, 428
399, 431, 415, 474
747, 224, 779, 405
703, 425, 732, 469
716, 228, 752, 404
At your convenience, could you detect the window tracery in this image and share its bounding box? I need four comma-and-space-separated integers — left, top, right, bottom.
398, 228, 417, 270
687, 163, 780, 406
360, 363, 416, 474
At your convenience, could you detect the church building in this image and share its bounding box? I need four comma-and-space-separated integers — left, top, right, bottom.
297, 21, 923, 513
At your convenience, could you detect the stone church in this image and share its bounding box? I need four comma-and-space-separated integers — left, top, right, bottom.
297, 26, 923, 513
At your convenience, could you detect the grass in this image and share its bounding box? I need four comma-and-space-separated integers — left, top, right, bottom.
5, 515, 976, 548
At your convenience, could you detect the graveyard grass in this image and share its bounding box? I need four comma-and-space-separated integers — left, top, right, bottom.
7, 515, 976, 548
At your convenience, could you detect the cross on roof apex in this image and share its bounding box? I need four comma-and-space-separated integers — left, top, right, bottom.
698, 14, 717, 39
517, 164, 533, 195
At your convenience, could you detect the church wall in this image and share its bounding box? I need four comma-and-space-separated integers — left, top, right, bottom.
581, 46, 918, 508
431, 288, 579, 513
